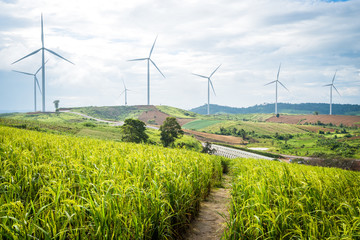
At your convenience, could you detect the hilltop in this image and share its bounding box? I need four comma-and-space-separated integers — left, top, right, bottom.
190, 103, 360, 115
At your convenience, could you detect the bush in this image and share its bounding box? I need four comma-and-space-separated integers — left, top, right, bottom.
120, 119, 148, 143
83, 122, 96, 127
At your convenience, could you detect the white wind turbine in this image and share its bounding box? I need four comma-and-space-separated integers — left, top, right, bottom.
120, 79, 131, 106
192, 64, 221, 115
128, 36, 165, 105
12, 14, 74, 112
264, 63, 289, 115
323, 71, 340, 115
13, 65, 43, 112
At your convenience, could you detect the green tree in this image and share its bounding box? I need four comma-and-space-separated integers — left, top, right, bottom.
120, 119, 148, 143
160, 117, 184, 147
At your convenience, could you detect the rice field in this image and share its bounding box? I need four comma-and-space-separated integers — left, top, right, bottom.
0, 126, 222, 239
225, 158, 360, 239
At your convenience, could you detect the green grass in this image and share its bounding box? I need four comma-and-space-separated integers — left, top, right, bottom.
0, 113, 204, 152
225, 158, 360, 239
156, 105, 199, 119
0, 126, 223, 239
182, 119, 224, 130
70, 106, 147, 121
207, 113, 274, 122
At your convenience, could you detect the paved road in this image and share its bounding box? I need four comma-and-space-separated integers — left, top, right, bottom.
60, 110, 124, 126
210, 144, 275, 160
61, 110, 160, 129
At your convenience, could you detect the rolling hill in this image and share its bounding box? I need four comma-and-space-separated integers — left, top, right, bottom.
190, 103, 360, 115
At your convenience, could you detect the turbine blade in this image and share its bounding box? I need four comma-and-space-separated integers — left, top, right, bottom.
149, 35, 158, 58
333, 85, 341, 96
122, 78, 126, 89
12, 70, 33, 76
150, 59, 165, 78
35, 75, 42, 94
323, 84, 332, 87
278, 81, 289, 91
192, 73, 208, 79
277, 63, 281, 80
12, 48, 42, 64
209, 79, 216, 96
128, 58, 147, 61
45, 48, 74, 64
41, 14, 44, 48
332, 70, 337, 84
119, 90, 125, 96
264, 80, 276, 86
35, 59, 49, 75
209, 64, 221, 78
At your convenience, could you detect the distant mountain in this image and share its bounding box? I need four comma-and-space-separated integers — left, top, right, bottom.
190, 103, 360, 115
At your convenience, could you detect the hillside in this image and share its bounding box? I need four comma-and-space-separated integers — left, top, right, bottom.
190, 103, 360, 115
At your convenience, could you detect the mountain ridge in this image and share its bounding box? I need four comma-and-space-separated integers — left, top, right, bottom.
190, 103, 360, 116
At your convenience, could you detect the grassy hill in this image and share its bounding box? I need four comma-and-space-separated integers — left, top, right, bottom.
190, 103, 360, 115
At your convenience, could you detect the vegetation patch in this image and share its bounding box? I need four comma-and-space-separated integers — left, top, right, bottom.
182, 119, 224, 130
225, 158, 360, 239
0, 126, 222, 239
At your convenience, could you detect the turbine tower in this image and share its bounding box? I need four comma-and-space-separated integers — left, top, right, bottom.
120, 79, 131, 106
264, 63, 288, 115
12, 14, 74, 112
128, 36, 165, 105
12, 63, 45, 112
323, 71, 340, 115
192, 64, 221, 115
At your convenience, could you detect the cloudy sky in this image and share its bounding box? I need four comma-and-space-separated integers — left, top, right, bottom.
0, 0, 359, 112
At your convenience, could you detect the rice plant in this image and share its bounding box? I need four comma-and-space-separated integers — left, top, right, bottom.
225, 158, 360, 239
0, 126, 222, 239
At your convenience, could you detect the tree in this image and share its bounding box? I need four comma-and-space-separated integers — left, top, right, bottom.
160, 117, 184, 147
120, 119, 148, 143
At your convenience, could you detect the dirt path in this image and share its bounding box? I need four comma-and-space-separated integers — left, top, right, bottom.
184, 174, 231, 240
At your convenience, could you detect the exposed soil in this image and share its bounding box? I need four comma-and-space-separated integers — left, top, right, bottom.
137, 105, 194, 126
266, 114, 360, 127
184, 175, 231, 240
184, 129, 247, 145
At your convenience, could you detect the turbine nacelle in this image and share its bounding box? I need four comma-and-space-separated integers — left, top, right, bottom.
192, 64, 221, 115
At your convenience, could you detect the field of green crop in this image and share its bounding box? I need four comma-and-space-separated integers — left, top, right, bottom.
225, 158, 360, 239
0, 126, 222, 239
182, 119, 224, 130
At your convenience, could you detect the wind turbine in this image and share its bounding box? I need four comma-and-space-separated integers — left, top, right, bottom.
128, 36, 165, 105
264, 63, 289, 115
120, 79, 131, 106
12, 14, 74, 112
323, 71, 340, 115
12, 60, 48, 112
192, 64, 221, 115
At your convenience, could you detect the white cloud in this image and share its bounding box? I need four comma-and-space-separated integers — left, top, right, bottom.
0, 0, 359, 111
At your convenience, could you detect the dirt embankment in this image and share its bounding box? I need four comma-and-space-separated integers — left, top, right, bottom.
137, 105, 193, 126
184, 129, 246, 145
266, 115, 360, 127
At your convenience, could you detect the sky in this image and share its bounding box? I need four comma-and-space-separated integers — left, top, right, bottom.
0, 0, 359, 112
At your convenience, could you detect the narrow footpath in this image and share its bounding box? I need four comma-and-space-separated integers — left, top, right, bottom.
184, 174, 231, 240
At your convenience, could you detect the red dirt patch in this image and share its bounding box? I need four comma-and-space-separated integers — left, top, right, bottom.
137, 105, 194, 126
184, 129, 246, 145
266, 115, 360, 127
